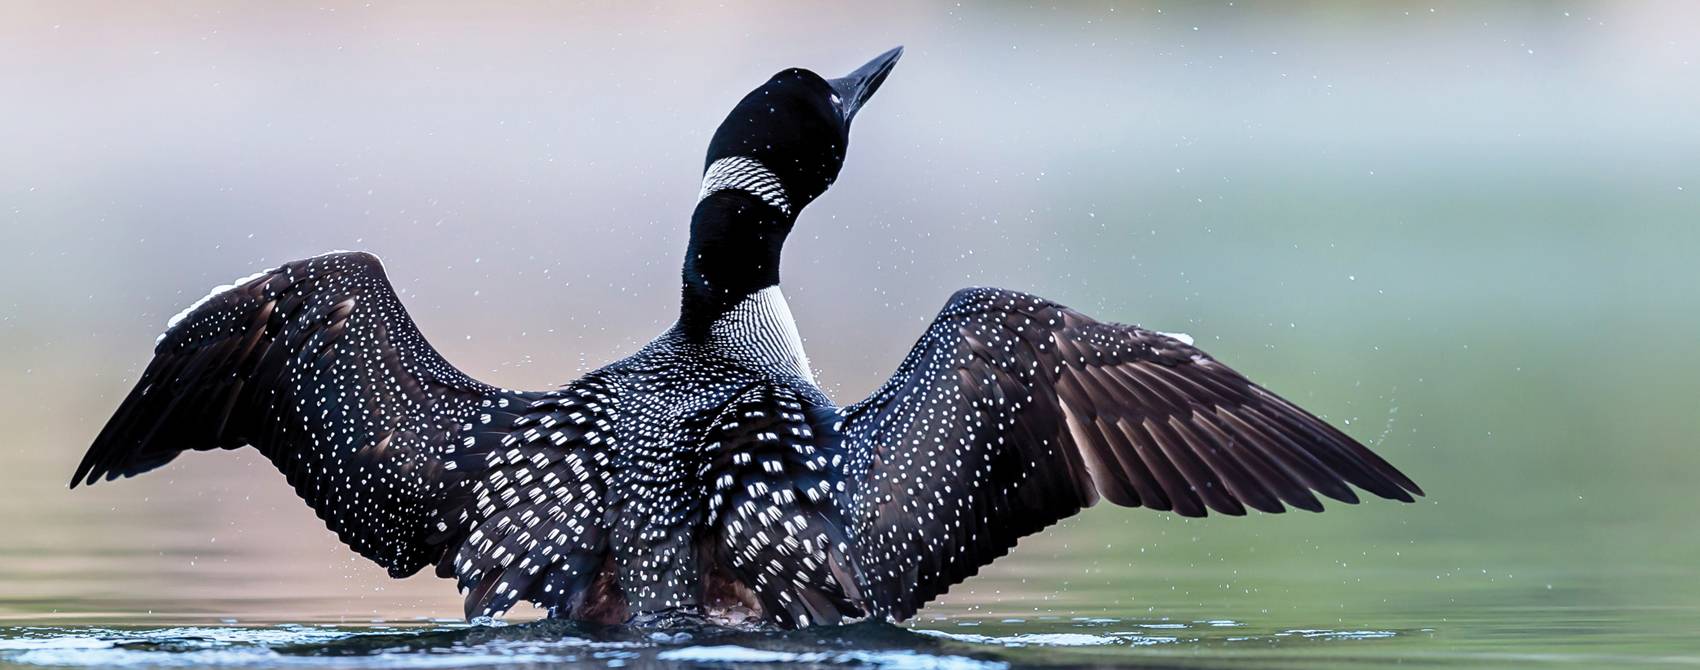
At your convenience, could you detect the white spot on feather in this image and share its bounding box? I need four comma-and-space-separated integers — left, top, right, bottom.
1157, 330, 1195, 346
159, 269, 272, 343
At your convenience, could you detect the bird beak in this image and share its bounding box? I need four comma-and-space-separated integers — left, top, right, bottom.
828, 46, 903, 124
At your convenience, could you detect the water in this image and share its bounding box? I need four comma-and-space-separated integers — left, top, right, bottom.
0, 620, 1410, 669
0, 620, 1524, 669
0, 599, 1692, 669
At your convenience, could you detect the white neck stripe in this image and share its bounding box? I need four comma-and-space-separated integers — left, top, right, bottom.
708, 286, 815, 385
699, 156, 792, 216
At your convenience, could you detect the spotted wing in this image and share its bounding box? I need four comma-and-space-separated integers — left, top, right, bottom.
434, 377, 619, 620
71, 251, 534, 578
833, 287, 1423, 620
701, 385, 862, 628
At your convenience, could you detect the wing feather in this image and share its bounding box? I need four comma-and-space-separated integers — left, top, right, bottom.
73, 252, 517, 576
832, 287, 1423, 620
72, 251, 615, 622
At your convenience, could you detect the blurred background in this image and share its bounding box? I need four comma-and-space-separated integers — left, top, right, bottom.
1, 0, 1697, 663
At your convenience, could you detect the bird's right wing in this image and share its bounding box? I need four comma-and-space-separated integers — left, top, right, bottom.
832, 287, 1422, 621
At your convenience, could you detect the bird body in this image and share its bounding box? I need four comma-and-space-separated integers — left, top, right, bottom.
532, 288, 848, 625
71, 48, 1422, 629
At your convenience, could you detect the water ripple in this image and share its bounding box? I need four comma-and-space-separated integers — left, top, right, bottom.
0, 618, 1411, 669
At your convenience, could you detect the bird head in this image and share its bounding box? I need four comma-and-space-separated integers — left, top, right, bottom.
699, 46, 902, 217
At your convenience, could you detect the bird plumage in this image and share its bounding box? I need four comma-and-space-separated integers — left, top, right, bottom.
71, 47, 1421, 629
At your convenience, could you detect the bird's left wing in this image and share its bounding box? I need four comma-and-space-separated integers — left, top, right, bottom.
72, 251, 526, 578
831, 287, 1423, 621
71, 251, 616, 621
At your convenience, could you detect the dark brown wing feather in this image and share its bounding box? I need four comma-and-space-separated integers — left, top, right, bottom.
72, 251, 621, 621
72, 252, 523, 576
69, 252, 619, 627
833, 287, 1422, 620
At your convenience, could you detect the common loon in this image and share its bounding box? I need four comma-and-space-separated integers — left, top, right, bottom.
72, 47, 1422, 628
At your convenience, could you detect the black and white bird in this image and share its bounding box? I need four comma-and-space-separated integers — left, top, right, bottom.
72, 47, 1422, 629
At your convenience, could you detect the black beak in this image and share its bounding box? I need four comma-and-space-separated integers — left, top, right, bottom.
828, 46, 903, 124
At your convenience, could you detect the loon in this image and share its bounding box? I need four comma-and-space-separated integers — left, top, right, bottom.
71, 47, 1422, 629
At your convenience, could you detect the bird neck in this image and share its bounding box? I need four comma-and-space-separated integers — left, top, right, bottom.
680, 190, 794, 336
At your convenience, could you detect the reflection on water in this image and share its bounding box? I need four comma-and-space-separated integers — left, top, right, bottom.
2, 612, 1690, 669
2, 590, 1696, 669
0, 619, 1431, 669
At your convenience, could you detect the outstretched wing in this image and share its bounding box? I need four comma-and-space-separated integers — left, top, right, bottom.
74, 250, 620, 621
72, 251, 534, 579
833, 287, 1423, 620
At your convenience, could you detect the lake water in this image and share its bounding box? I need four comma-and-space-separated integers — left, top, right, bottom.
3, 554, 1695, 670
